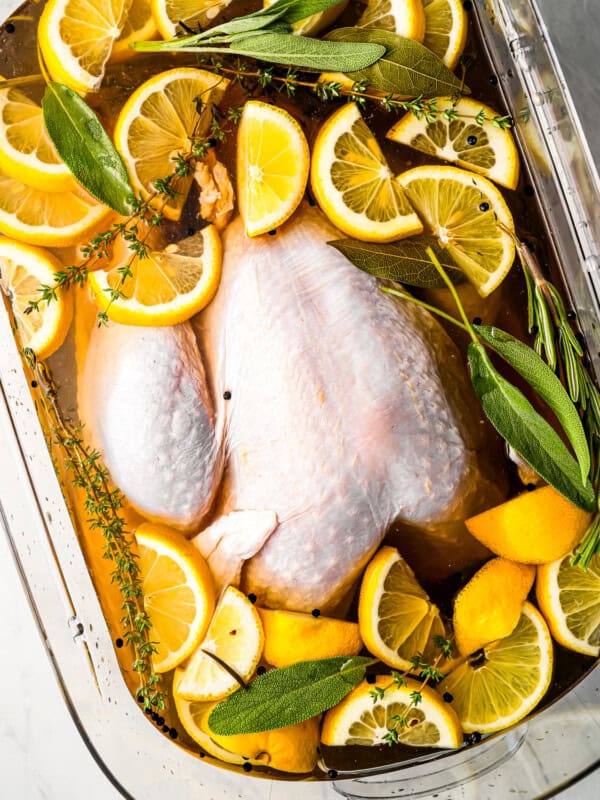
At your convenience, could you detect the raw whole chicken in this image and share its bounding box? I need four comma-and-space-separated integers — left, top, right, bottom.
78, 206, 501, 612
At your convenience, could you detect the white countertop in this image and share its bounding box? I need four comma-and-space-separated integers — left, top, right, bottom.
1, 1, 600, 798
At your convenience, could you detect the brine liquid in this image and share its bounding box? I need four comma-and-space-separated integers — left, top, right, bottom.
1, 0, 596, 779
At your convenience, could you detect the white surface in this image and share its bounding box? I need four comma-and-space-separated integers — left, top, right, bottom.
0, 0, 600, 798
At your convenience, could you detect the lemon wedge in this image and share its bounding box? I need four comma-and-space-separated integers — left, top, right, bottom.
0, 238, 73, 359
88, 224, 222, 326
537, 553, 600, 656
443, 602, 553, 733
396, 164, 515, 296
311, 103, 423, 243
173, 676, 321, 773
176, 586, 264, 702
136, 523, 215, 673
422, 0, 468, 70
113, 67, 228, 221
321, 676, 462, 748
358, 546, 446, 671
38, 0, 130, 92
237, 100, 309, 237
357, 0, 426, 42
257, 607, 363, 668
0, 84, 73, 192
387, 97, 520, 190
465, 486, 591, 565
452, 557, 535, 657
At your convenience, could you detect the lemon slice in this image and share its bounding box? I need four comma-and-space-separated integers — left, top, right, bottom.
136, 523, 215, 673
0, 238, 73, 359
536, 553, 600, 656
38, 0, 130, 93
396, 164, 515, 296
88, 224, 222, 325
321, 676, 462, 748
263, 0, 349, 37
358, 546, 446, 671
465, 486, 591, 565
257, 607, 363, 668
111, 0, 158, 61
152, 0, 232, 39
237, 100, 309, 237
443, 602, 553, 733
311, 103, 423, 243
452, 557, 535, 657
357, 0, 426, 42
0, 165, 111, 247
387, 97, 520, 190
0, 84, 73, 192
176, 586, 264, 702
113, 67, 228, 221
422, 0, 468, 70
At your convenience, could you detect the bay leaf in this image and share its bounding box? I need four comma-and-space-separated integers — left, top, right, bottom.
325, 28, 465, 97
42, 82, 135, 215
328, 236, 465, 288
208, 655, 373, 734
468, 342, 595, 511
475, 325, 591, 482
177, 33, 386, 72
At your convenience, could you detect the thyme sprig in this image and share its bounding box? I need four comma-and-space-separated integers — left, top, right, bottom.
24, 350, 165, 710
201, 58, 512, 128
510, 232, 600, 566
369, 636, 454, 746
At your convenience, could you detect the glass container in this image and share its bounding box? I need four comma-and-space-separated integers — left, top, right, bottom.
0, 0, 598, 797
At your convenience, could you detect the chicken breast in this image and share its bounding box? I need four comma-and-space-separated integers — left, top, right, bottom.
78, 322, 222, 531
197, 206, 501, 612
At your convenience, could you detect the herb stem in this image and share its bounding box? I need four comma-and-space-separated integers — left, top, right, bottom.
425, 246, 479, 344
381, 286, 469, 332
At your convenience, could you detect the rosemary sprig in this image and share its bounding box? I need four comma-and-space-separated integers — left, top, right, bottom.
200, 58, 512, 128
24, 350, 165, 710
370, 636, 454, 746
511, 233, 600, 566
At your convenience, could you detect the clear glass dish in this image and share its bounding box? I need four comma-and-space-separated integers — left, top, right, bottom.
0, 0, 598, 797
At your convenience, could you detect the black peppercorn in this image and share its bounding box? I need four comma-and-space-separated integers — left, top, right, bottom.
467, 135, 477, 146
443, 692, 454, 703
243, 762, 253, 772
223, 390, 232, 400
311, 609, 321, 618
479, 202, 490, 212
4, 22, 15, 33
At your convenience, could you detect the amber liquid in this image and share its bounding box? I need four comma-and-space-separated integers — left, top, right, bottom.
1, 0, 596, 780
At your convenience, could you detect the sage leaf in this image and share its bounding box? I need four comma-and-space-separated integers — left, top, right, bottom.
326, 28, 465, 97
468, 342, 595, 511
475, 325, 591, 482
328, 236, 465, 288
208, 656, 373, 734
42, 82, 135, 215
172, 33, 386, 72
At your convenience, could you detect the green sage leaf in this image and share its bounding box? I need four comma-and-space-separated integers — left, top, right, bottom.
208, 656, 373, 734
468, 342, 594, 511
475, 325, 591, 482
42, 82, 135, 215
166, 33, 386, 71
326, 28, 465, 97
328, 236, 465, 288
